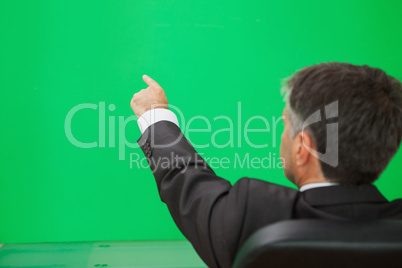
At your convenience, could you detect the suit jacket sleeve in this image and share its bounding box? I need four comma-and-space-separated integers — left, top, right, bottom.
137, 120, 295, 268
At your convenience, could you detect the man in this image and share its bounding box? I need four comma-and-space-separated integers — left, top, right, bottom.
130, 62, 402, 268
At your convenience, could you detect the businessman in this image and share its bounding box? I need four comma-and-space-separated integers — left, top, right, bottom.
131, 62, 402, 268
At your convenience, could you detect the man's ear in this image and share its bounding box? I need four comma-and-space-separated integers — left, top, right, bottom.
294, 131, 315, 167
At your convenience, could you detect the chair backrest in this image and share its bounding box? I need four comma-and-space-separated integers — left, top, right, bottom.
232, 219, 402, 268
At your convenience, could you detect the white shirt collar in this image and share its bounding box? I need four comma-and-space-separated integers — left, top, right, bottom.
299, 182, 340, 192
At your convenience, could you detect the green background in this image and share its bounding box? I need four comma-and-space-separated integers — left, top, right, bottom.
1, 0, 401, 244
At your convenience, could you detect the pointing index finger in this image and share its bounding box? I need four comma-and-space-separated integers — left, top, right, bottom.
143, 74, 161, 88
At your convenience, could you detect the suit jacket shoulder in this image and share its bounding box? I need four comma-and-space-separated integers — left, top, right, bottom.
210, 177, 298, 266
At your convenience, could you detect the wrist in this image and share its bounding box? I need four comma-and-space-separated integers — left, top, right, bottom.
138, 103, 168, 118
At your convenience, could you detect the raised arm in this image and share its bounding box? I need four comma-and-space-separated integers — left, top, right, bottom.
130, 75, 246, 267
130, 75, 298, 267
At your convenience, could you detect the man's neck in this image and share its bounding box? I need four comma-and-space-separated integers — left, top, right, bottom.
297, 175, 327, 188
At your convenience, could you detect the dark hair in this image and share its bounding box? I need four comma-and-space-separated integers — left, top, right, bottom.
285, 62, 402, 184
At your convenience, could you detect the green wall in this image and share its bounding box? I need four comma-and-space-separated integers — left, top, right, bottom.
1, 0, 402, 243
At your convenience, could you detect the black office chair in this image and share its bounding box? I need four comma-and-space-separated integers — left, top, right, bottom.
233, 219, 402, 268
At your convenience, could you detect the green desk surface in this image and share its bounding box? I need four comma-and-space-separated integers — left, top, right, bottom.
0, 240, 206, 268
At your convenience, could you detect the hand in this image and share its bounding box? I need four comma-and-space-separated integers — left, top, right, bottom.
131, 75, 168, 118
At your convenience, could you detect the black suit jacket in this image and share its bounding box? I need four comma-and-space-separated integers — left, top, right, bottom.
137, 120, 402, 268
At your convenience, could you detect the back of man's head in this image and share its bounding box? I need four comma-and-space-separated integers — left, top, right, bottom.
282, 62, 402, 185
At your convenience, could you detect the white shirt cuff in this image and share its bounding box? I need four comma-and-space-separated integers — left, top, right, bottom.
137, 108, 179, 134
